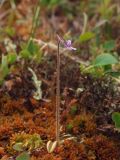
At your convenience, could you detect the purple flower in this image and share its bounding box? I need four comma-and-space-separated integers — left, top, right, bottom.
64, 40, 76, 50
57, 34, 76, 51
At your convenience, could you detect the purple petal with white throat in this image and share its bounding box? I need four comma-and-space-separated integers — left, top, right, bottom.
66, 40, 72, 47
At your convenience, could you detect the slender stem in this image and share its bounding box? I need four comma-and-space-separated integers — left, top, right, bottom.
56, 42, 60, 143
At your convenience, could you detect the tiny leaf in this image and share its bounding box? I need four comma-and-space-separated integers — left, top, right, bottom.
1, 55, 9, 78
66, 123, 73, 132
105, 71, 120, 78
13, 143, 23, 151
7, 53, 17, 64
16, 152, 30, 160
27, 40, 39, 55
103, 40, 115, 51
79, 32, 95, 43
20, 49, 30, 59
5, 27, 16, 37
93, 54, 118, 66
112, 112, 120, 128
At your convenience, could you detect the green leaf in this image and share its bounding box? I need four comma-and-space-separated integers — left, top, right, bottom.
1, 55, 9, 78
112, 112, 120, 128
40, 0, 50, 6
20, 49, 30, 59
103, 40, 115, 51
7, 53, 17, 64
79, 32, 95, 43
93, 53, 118, 66
70, 105, 77, 115
40, 0, 60, 6
104, 64, 112, 72
105, 71, 120, 78
50, 0, 60, 5
16, 152, 30, 160
27, 40, 39, 55
5, 27, 16, 37
66, 123, 73, 132
13, 143, 23, 151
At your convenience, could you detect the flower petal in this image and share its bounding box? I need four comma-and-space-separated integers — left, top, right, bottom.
65, 46, 76, 50
66, 40, 72, 47
70, 47, 77, 50
57, 34, 76, 51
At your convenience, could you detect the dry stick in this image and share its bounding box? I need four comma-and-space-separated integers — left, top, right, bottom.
56, 41, 60, 144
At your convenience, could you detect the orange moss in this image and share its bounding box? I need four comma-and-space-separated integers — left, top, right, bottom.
0, 121, 13, 140
38, 154, 62, 160
0, 147, 5, 158
31, 140, 86, 160
0, 96, 56, 140
0, 97, 25, 115
65, 113, 96, 135
84, 135, 120, 160
55, 140, 87, 160
0, 95, 119, 159
0, 114, 25, 141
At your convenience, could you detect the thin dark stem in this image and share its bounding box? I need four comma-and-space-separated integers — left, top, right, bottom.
56, 42, 60, 143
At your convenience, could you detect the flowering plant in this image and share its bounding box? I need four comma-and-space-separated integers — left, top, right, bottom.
57, 34, 76, 51
56, 34, 76, 144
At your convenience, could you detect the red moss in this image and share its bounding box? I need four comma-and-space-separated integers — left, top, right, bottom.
0, 95, 119, 160
84, 135, 120, 160
0, 98, 25, 115
64, 113, 96, 135
56, 140, 87, 160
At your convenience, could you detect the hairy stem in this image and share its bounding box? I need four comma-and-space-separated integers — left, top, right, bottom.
56, 42, 60, 143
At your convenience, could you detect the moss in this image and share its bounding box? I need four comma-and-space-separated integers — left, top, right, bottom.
65, 113, 96, 135
69, 105, 78, 115
0, 95, 119, 159
84, 135, 120, 160
66, 123, 73, 133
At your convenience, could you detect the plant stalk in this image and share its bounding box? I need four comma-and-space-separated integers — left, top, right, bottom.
56, 42, 60, 144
